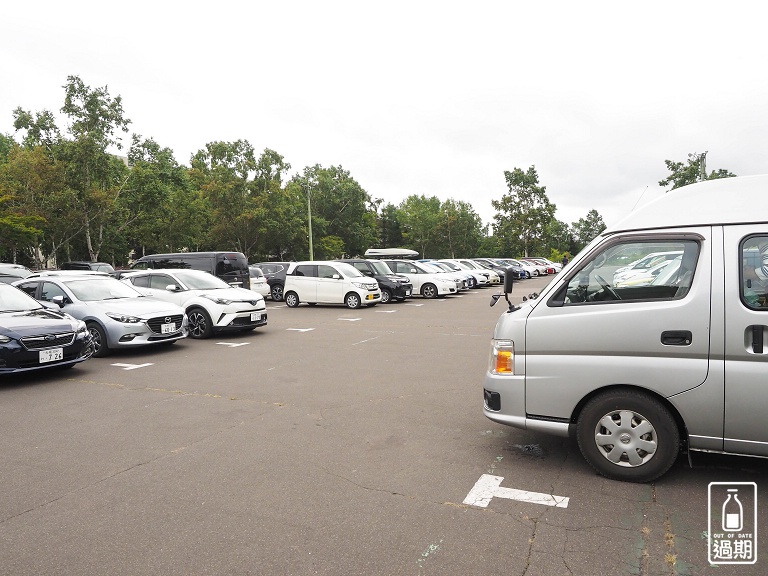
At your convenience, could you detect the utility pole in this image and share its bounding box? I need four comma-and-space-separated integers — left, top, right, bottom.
306, 181, 314, 261
699, 151, 708, 182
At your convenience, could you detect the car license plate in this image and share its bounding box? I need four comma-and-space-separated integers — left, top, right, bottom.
39, 348, 63, 363
161, 323, 176, 334
405, 290, 411, 296
250, 313, 262, 322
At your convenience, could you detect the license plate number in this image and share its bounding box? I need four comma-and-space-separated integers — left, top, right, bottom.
250, 313, 262, 322
161, 323, 175, 334
405, 290, 411, 296
40, 348, 63, 363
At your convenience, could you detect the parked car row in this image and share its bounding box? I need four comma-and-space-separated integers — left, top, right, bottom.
250, 256, 562, 309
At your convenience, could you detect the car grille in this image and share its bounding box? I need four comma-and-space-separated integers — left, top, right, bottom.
21, 332, 76, 351
147, 314, 184, 334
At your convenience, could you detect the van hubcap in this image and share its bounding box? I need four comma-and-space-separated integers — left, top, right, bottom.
594, 410, 657, 467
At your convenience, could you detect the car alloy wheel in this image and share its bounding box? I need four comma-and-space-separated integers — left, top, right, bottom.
187, 308, 213, 338
421, 283, 438, 299
380, 289, 392, 304
345, 293, 361, 308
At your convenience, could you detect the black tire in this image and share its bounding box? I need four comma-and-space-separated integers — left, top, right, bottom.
380, 288, 392, 304
284, 291, 300, 308
187, 307, 213, 339
87, 322, 110, 357
345, 292, 361, 309
271, 283, 284, 301
421, 283, 438, 299
576, 389, 680, 482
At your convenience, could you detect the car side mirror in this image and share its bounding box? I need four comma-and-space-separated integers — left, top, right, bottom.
51, 295, 66, 308
165, 284, 180, 292
332, 274, 341, 280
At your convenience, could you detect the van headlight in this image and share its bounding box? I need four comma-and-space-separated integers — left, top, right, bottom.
490, 339, 514, 375
352, 282, 368, 289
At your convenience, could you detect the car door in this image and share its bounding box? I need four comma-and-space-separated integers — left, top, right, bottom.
523, 232, 712, 421
388, 261, 423, 292
722, 227, 768, 455
291, 265, 317, 302
316, 264, 344, 304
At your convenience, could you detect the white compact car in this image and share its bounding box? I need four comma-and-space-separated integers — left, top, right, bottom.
283, 261, 381, 308
382, 260, 460, 298
121, 269, 267, 338
248, 265, 271, 297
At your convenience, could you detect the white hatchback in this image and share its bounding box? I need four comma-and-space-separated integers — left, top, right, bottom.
283, 261, 381, 308
121, 269, 267, 338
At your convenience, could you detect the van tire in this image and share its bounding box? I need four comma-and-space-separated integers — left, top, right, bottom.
284, 292, 299, 308
380, 288, 392, 304
421, 283, 438, 299
187, 308, 213, 339
576, 389, 680, 483
345, 293, 361, 309
271, 284, 284, 301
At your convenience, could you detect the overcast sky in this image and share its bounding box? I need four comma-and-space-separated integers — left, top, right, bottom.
3, 2, 767, 230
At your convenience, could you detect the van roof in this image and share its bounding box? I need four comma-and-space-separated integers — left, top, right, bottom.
607, 174, 768, 234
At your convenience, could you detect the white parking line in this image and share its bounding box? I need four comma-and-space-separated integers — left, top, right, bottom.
375, 310, 397, 313
286, 328, 314, 332
215, 342, 250, 348
111, 363, 154, 370
463, 474, 569, 508
405, 303, 424, 307
338, 318, 361, 322
352, 336, 379, 346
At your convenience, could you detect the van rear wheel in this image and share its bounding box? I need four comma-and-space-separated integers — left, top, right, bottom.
284, 292, 299, 308
576, 389, 679, 482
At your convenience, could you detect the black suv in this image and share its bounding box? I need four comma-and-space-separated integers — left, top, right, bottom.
337, 259, 413, 303
252, 262, 291, 301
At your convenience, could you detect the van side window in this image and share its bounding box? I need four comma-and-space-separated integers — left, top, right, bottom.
294, 265, 315, 277
318, 265, 337, 279
556, 240, 699, 306
741, 237, 768, 309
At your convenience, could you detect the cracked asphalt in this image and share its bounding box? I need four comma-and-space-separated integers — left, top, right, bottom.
1, 276, 766, 575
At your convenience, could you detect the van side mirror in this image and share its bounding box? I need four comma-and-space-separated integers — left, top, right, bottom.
332, 274, 341, 280
51, 295, 66, 307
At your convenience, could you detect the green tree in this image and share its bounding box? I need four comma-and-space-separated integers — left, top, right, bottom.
658, 152, 736, 190
492, 166, 556, 257
398, 194, 442, 257
572, 209, 606, 252
436, 199, 483, 258
377, 202, 404, 248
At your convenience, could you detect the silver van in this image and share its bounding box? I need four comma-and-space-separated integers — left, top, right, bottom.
484, 175, 768, 482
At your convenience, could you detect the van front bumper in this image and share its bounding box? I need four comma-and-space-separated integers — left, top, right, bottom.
483, 372, 570, 437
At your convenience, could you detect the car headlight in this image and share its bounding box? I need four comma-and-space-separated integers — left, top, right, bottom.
76, 321, 88, 334
490, 339, 515, 375
106, 312, 142, 323
0, 334, 12, 344
203, 295, 233, 305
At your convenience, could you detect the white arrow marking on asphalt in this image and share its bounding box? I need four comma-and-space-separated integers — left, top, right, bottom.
111, 363, 154, 371
463, 474, 569, 508
338, 318, 361, 322
215, 342, 250, 347
405, 303, 424, 307
286, 328, 314, 332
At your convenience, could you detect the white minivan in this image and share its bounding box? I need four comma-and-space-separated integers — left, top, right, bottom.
283, 261, 381, 308
484, 175, 768, 482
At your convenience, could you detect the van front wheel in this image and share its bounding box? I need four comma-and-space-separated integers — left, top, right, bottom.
576, 389, 679, 483
345, 293, 361, 308
285, 292, 300, 308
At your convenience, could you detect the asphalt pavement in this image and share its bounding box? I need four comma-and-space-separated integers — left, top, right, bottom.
1, 275, 766, 575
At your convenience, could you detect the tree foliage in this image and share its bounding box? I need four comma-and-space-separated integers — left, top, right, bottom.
659, 152, 736, 190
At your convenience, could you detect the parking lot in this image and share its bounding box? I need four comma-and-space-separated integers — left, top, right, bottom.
1, 276, 766, 576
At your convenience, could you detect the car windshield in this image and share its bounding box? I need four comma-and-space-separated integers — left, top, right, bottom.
419, 262, 443, 273
0, 286, 43, 312
171, 270, 230, 289
441, 262, 461, 271
66, 278, 143, 301
369, 261, 392, 275
334, 262, 364, 278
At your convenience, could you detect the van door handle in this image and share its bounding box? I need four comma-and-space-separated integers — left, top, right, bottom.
661, 330, 692, 346
751, 325, 764, 354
